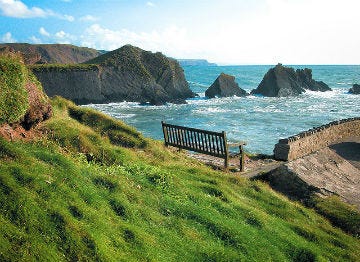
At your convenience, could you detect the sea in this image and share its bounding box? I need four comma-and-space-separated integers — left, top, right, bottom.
87, 65, 360, 155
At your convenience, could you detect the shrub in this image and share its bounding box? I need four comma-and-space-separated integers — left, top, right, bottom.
0, 53, 29, 124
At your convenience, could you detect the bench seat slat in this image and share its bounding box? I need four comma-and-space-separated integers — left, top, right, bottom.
161, 122, 245, 171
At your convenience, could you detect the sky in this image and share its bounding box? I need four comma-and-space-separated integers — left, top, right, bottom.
0, 0, 359, 65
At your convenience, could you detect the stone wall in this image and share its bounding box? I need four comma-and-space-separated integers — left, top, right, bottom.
274, 117, 360, 161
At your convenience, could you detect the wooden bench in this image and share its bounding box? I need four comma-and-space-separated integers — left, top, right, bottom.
161, 121, 246, 171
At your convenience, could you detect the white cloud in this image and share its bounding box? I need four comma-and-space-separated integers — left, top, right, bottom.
29, 35, 42, 44
79, 15, 98, 22
0, 0, 74, 21
39, 27, 50, 37
54, 30, 76, 44
80, 24, 202, 59
1, 32, 16, 43
63, 14, 74, 22
146, 2, 155, 7
0, 0, 47, 18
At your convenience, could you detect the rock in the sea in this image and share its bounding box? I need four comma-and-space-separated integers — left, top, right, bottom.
251, 64, 331, 97
205, 73, 248, 98
349, 84, 360, 94
32, 45, 196, 105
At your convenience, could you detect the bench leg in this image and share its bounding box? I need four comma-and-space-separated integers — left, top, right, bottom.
239, 145, 245, 172
224, 157, 229, 170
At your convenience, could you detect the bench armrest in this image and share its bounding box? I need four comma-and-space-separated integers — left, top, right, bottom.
227, 141, 247, 147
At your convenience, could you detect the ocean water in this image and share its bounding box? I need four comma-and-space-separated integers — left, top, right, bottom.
87, 65, 360, 155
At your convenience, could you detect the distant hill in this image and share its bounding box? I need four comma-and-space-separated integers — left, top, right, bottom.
0, 43, 101, 64
178, 59, 217, 66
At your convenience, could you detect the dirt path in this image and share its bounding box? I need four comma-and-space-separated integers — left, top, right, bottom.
187, 152, 283, 178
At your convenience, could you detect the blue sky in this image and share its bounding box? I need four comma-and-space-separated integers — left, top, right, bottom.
1, 0, 359, 64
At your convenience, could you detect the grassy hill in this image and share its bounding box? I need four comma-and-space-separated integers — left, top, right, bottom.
0, 96, 359, 261
0, 43, 101, 65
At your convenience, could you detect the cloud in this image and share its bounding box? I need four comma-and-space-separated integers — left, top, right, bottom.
79, 15, 98, 22
1, 32, 16, 43
63, 14, 74, 22
0, 0, 74, 21
80, 24, 199, 58
0, 0, 47, 18
29, 35, 42, 44
39, 27, 50, 37
54, 30, 76, 44
146, 2, 155, 7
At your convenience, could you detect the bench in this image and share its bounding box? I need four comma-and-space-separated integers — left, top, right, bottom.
161, 121, 246, 171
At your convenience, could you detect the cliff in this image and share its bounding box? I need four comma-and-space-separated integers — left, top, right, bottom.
205, 73, 248, 98
251, 64, 331, 97
178, 59, 217, 66
32, 45, 195, 105
0, 52, 52, 139
0, 43, 101, 64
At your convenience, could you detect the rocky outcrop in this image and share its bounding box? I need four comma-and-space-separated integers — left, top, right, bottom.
0, 52, 52, 142
32, 45, 196, 105
205, 73, 248, 98
0, 43, 101, 64
22, 80, 52, 130
251, 64, 331, 97
349, 84, 360, 94
263, 141, 360, 209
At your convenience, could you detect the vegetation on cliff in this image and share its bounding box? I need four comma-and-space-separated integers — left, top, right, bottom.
0, 43, 101, 65
0, 53, 29, 124
0, 53, 52, 131
32, 44, 195, 105
0, 94, 359, 261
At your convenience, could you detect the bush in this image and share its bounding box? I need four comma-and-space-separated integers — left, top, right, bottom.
0, 53, 29, 124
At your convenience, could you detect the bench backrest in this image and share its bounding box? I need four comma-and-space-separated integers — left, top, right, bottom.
161, 121, 228, 159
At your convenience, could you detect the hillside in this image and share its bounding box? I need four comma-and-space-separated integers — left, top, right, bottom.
0, 43, 101, 64
1, 54, 360, 261
178, 59, 217, 66
31, 45, 196, 105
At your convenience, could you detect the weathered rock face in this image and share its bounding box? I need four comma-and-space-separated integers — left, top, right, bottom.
22, 80, 52, 130
205, 73, 248, 98
349, 84, 360, 94
0, 43, 101, 64
0, 52, 52, 138
32, 45, 196, 105
251, 64, 331, 97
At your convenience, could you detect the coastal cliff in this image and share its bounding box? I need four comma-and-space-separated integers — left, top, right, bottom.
0, 53, 52, 139
0, 43, 101, 64
32, 45, 195, 105
251, 64, 331, 97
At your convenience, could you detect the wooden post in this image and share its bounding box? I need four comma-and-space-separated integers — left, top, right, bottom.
222, 131, 229, 169
161, 121, 169, 147
239, 144, 245, 172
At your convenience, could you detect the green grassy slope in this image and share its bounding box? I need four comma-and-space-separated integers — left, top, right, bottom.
0, 98, 359, 261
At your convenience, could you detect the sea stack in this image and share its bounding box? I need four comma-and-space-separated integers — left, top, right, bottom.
349, 84, 360, 94
251, 64, 331, 97
205, 73, 248, 98
31, 44, 196, 105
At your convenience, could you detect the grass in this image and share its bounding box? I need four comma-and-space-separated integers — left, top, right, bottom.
29, 63, 99, 72
0, 53, 29, 124
0, 98, 359, 261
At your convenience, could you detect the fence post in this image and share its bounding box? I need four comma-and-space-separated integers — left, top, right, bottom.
222, 131, 229, 169
239, 144, 245, 172
161, 121, 169, 147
